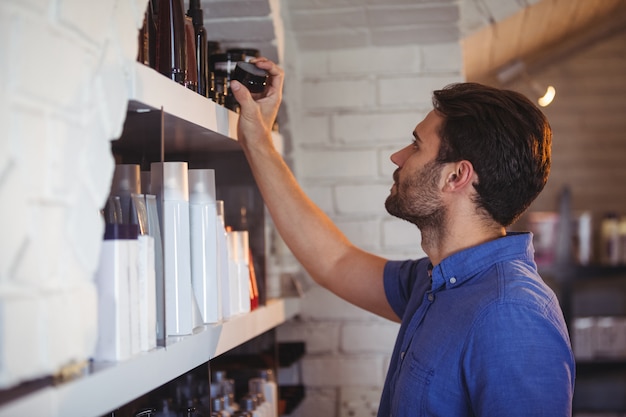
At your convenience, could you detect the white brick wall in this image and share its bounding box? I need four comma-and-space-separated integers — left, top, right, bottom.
0, 0, 144, 389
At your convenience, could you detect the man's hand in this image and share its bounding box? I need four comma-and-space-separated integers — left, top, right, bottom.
230, 58, 284, 151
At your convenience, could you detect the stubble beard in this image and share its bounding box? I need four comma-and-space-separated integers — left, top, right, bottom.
385, 160, 447, 237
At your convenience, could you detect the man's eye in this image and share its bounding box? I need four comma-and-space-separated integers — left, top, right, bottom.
412, 139, 419, 149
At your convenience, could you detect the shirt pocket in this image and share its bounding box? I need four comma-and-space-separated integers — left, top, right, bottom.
391, 354, 434, 417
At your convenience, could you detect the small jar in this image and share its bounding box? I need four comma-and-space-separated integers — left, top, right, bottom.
232, 62, 269, 98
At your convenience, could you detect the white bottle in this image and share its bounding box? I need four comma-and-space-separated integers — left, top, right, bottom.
248, 378, 271, 417
151, 162, 194, 336
110, 164, 141, 224
189, 169, 222, 324
217, 201, 234, 319
145, 194, 165, 343
259, 370, 278, 417
227, 231, 251, 316
94, 223, 138, 362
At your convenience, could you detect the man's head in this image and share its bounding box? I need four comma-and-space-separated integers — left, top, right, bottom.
432, 82, 552, 227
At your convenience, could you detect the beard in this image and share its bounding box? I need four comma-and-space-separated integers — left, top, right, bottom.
385, 160, 446, 231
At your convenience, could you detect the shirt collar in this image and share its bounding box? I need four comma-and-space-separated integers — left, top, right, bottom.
430, 232, 535, 291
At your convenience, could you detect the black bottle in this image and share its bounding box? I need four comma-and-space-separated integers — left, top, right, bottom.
187, 0, 209, 97
156, 0, 186, 84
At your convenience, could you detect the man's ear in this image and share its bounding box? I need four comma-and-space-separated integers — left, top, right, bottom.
443, 160, 474, 191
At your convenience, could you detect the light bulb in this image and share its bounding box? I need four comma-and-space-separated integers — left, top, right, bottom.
537, 86, 556, 107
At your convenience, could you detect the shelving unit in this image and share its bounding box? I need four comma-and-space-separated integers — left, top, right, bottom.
543, 263, 626, 415
0, 299, 299, 417
0, 62, 300, 417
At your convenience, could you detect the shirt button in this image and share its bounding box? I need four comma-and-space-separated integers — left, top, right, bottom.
450, 277, 457, 284
400, 351, 405, 360
428, 293, 434, 301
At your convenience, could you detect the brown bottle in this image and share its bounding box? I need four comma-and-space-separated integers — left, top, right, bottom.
138, 1, 157, 68
184, 15, 198, 92
156, 0, 186, 84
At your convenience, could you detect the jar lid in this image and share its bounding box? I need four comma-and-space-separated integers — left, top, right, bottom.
233, 62, 269, 94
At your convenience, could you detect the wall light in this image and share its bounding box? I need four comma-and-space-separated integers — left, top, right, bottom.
496, 59, 556, 107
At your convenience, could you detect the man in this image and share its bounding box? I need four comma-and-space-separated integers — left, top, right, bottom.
231, 58, 575, 416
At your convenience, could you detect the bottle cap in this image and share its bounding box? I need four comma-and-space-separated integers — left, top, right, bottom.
233, 62, 269, 94
150, 162, 189, 201
188, 169, 216, 204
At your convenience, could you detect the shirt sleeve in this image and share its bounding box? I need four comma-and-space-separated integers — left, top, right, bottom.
462, 301, 575, 416
384, 258, 430, 322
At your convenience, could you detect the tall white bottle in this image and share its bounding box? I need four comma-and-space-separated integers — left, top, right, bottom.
188, 169, 222, 324
235, 230, 251, 315
94, 223, 138, 362
151, 162, 194, 336
217, 200, 234, 319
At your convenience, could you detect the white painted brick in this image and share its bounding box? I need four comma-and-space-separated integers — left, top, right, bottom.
421, 42, 462, 73
95, 59, 131, 141
298, 50, 330, 77
382, 217, 422, 249
14, 15, 98, 109
328, 46, 421, 75
334, 184, 390, 215
80, 112, 116, 206
58, 0, 118, 45
302, 78, 376, 110
0, 169, 31, 284
11, 104, 47, 199
334, 218, 380, 250
12, 204, 65, 289
276, 320, 341, 354
299, 114, 331, 144
332, 111, 419, 144
340, 322, 399, 353
372, 25, 460, 47
43, 115, 80, 200
0, 288, 44, 388
205, 17, 276, 42
67, 185, 107, 277
378, 74, 462, 107
290, 8, 366, 31
287, 387, 337, 417
367, 3, 459, 27
295, 29, 369, 51
300, 286, 380, 321
203, 0, 271, 18
296, 149, 377, 180
112, 0, 145, 64
301, 184, 334, 214
301, 354, 385, 386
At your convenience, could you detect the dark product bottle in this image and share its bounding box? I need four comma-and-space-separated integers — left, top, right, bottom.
210, 51, 245, 112
184, 15, 198, 92
187, 0, 208, 97
156, 0, 186, 85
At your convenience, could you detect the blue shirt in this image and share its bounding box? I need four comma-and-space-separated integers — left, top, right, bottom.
379, 233, 575, 416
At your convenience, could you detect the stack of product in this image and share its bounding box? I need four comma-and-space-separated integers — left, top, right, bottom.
93, 162, 259, 362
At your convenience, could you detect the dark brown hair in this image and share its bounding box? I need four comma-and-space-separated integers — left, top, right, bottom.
432, 83, 552, 227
